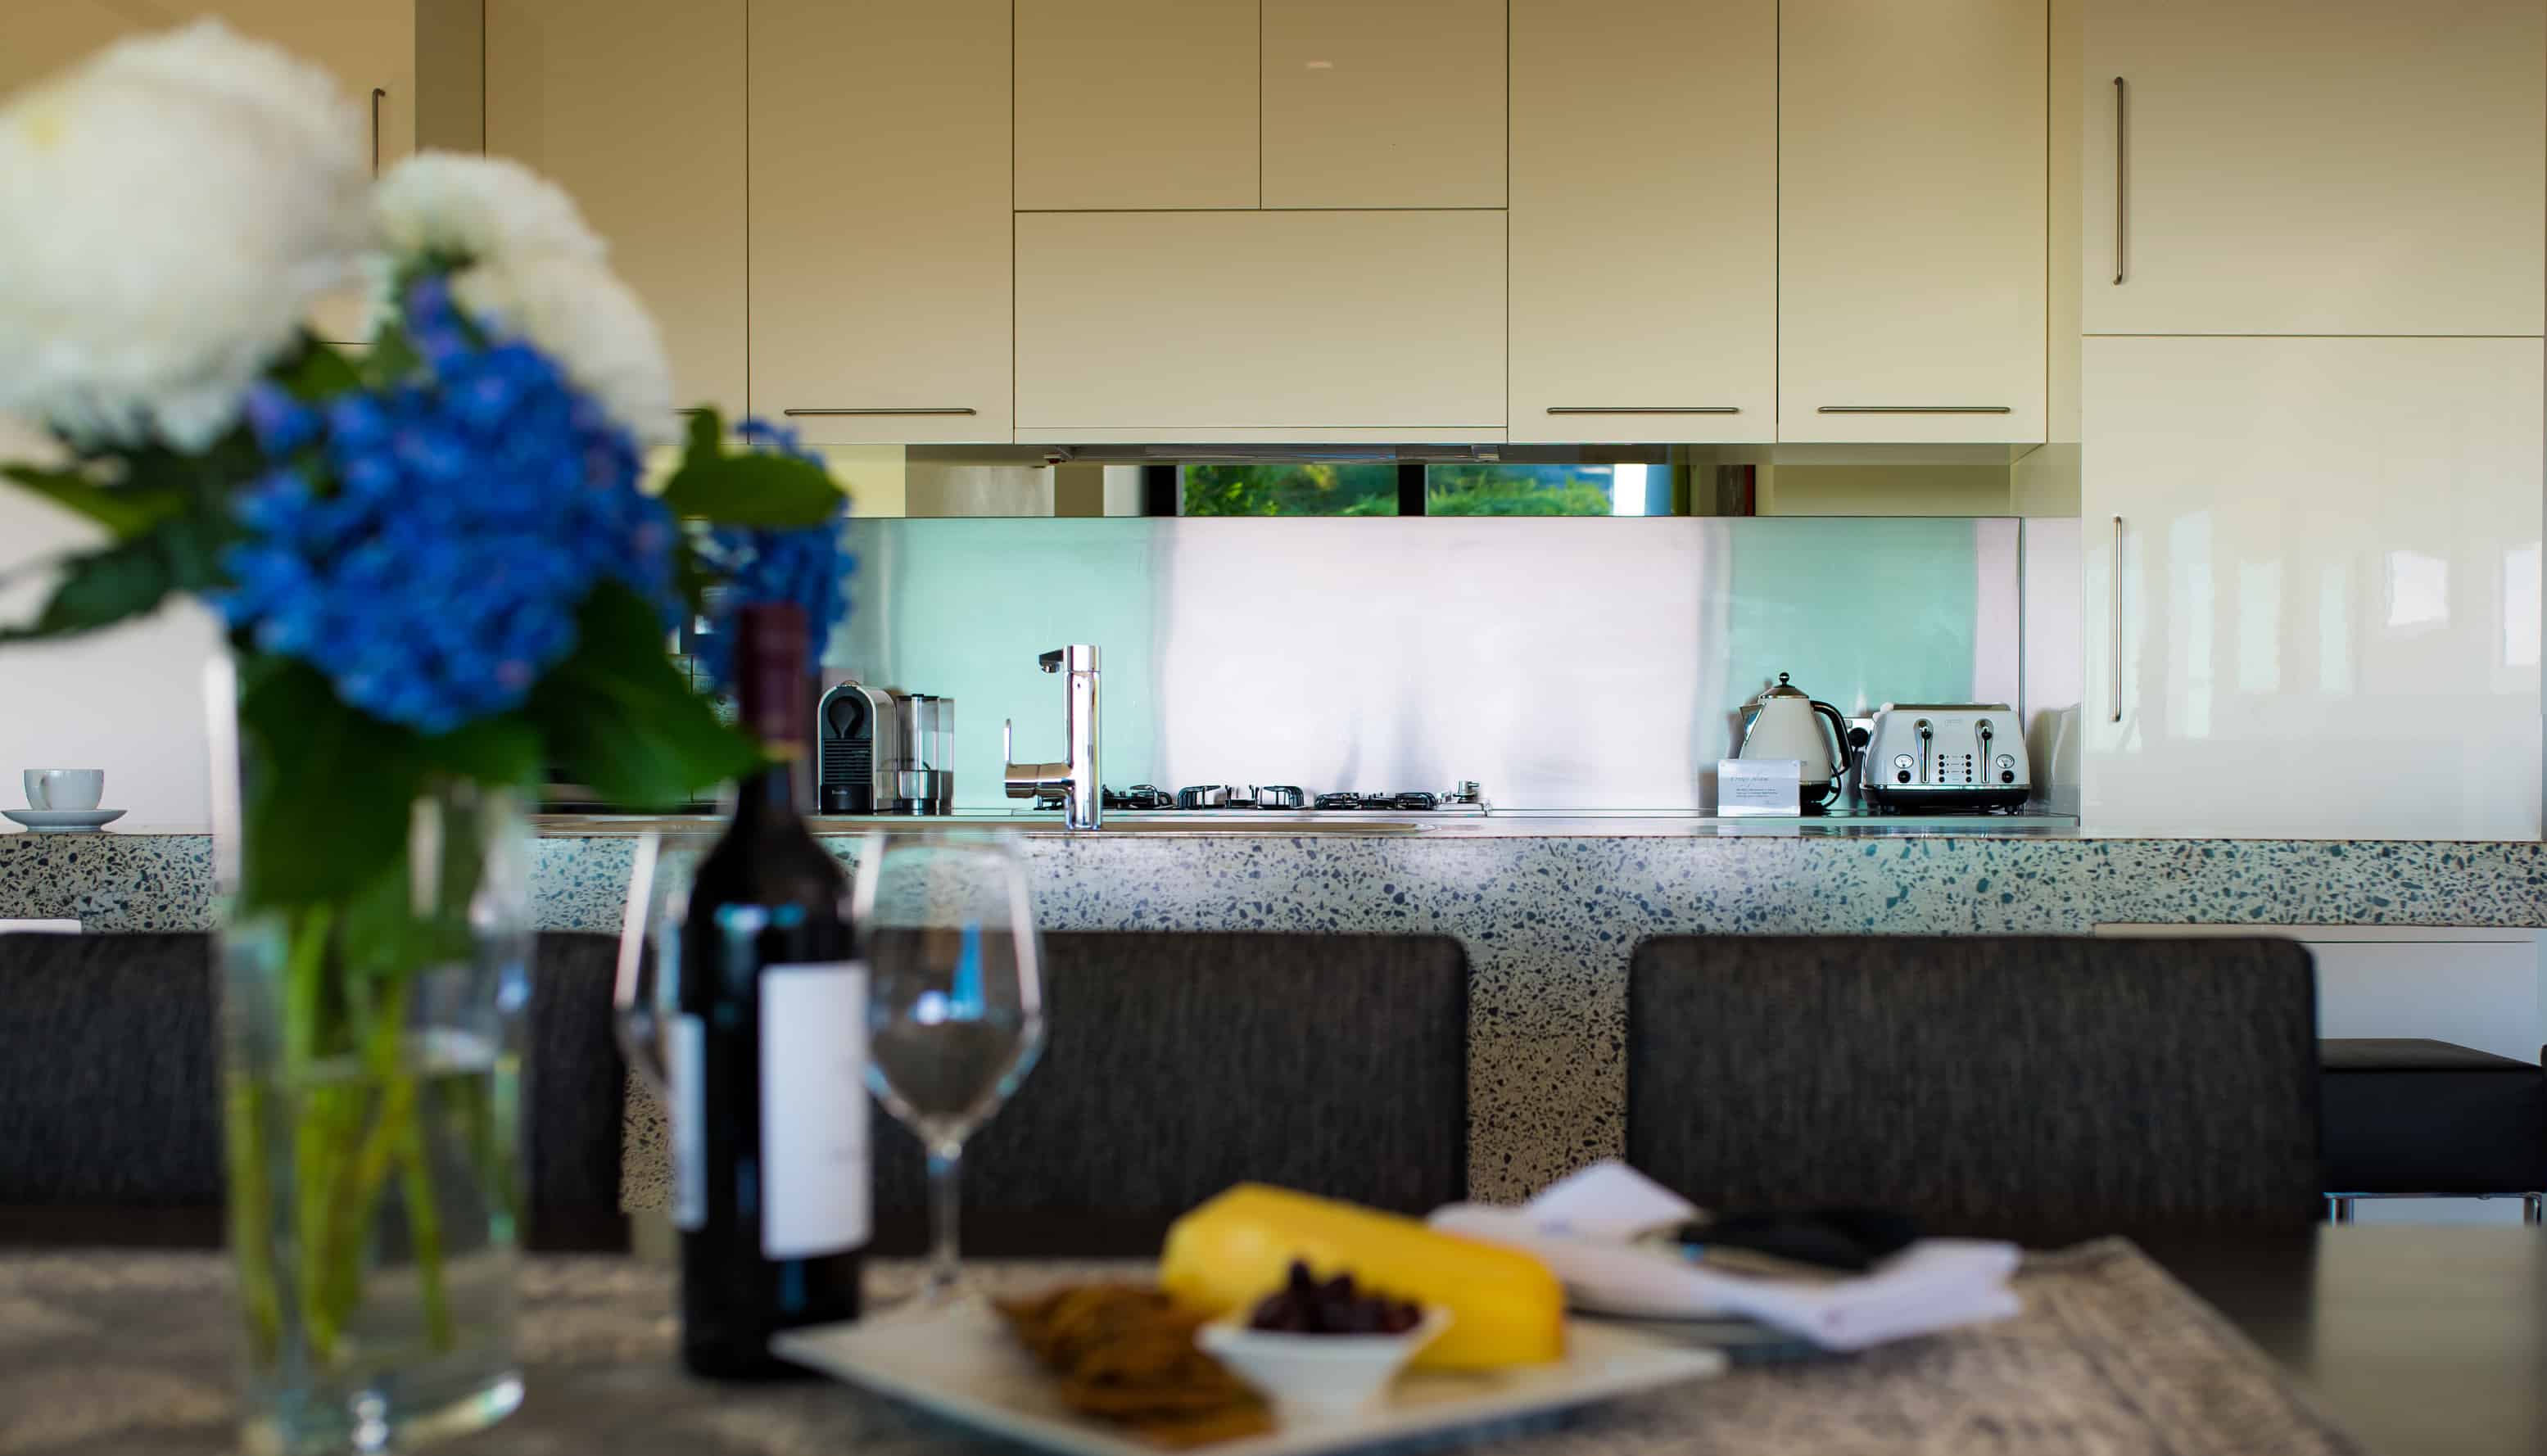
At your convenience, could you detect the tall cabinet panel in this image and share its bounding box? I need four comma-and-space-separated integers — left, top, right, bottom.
1509, 0, 1772, 443
486, 0, 745, 422
2085, 0, 2545, 337
1016, 0, 1258, 210
205, 1, 416, 343
2082, 336, 2542, 839
751, 0, 1011, 444
1778, 0, 2045, 444
1260, 0, 1505, 209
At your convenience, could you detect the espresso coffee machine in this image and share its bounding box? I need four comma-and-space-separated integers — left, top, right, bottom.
815, 682, 954, 815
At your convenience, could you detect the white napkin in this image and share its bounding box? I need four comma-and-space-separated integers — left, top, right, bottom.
1430, 1161, 2021, 1351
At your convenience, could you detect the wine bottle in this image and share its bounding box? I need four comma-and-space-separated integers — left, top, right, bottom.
671, 603, 868, 1378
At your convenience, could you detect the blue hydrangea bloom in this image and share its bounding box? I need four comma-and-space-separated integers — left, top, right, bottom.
215, 280, 678, 735
699, 417, 852, 691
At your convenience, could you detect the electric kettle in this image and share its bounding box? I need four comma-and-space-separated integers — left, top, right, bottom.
1736, 672, 1855, 811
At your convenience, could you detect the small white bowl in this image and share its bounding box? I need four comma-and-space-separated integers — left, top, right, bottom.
1196, 1305, 1454, 1426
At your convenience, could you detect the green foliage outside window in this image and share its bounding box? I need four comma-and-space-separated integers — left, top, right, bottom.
1180, 462, 1635, 517
1182, 462, 1399, 516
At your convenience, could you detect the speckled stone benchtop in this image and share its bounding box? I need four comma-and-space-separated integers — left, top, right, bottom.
8, 830, 2544, 1203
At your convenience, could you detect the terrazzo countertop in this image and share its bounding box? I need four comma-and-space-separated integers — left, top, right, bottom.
7, 830, 2544, 1202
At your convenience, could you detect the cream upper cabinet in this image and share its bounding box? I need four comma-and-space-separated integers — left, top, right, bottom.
1016, 0, 1257, 210
2084, 0, 2545, 337
1778, 0, 2046, 444
1508, 0, 1771, 443
751, 0, 1011, 444
1016, 210, 1504, 437
2082, 336, 2543, 839
486, 0, 745, 422
1260, 0, 1505, 209
4, 2, 137, 96
201, 2, 415, 343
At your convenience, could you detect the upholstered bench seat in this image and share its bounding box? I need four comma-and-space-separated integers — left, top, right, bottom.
2321, 1038, 2546, 1223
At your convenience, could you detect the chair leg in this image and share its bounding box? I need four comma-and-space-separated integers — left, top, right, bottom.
2328, 1196, 2356, 1223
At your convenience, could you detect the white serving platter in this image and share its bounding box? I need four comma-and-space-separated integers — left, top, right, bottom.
774, 1301, 1725, 1456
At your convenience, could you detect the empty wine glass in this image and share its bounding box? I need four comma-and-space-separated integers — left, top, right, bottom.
853, 832, 1045, 1305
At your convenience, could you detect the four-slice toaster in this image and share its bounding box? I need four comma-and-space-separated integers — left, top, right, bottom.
1860, 703, 2031, 814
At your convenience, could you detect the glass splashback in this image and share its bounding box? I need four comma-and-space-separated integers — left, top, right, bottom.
833, 517, 2020, 811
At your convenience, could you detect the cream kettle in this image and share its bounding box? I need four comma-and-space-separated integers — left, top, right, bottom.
1736, 672, 1856, 808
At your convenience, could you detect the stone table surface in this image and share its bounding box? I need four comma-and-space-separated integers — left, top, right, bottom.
13, 1232, 2514, 1456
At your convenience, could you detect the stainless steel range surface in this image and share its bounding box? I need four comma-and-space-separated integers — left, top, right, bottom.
1091, 780, 1490, 817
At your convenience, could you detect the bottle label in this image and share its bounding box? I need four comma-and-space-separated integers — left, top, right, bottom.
758, 961, 872, 1259
667, 1013, 707, 1232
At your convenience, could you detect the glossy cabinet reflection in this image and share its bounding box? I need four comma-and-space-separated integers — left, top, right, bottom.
2082, 337, 2543, 839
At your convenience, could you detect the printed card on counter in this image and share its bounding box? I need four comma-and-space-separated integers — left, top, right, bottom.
1718, 757, 1803, 816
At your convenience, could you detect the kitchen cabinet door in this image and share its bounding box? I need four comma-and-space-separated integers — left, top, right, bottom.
1016, 0, 1257, 210
204, 1, 415, 343
751, 0, 1011, 444
1777, 0, 2045, 445
1508, 0, 1772, 443
2084, 0, 2545, 337
1016, 210, 1504, 437
486, 0, 744, 424
1260, 0, 1504, 209
2082, 336, 2543, 839
3, 1, 136, 95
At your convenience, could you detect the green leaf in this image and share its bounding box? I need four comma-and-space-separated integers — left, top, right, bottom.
0, 536, 174, 643
2, 463, 187, 537
681, 407, 723, 468
414, 715, 545, 789
235, 658, 423, 907
530, 581, 760, 809
272, 337, 363, 402
658, 452, 844, 528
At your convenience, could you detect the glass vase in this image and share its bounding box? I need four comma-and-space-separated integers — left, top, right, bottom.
213, 732, 532, 1454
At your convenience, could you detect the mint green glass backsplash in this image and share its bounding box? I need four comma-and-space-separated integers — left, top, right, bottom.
834, 517, 2018, 811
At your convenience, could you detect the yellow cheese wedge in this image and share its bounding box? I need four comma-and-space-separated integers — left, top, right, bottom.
1158, 1184, 1565, 1370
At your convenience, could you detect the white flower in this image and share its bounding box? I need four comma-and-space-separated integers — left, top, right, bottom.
452, 255, 676, 444
0, 20, 370, 449
373, 152, 604, 269
380, 152, 677, 445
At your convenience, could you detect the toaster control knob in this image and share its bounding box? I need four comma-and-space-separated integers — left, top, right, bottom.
1895, 769, 1912, 784
2000, 770, 2015, 784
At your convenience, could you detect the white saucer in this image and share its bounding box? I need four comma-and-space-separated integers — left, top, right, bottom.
3, 808, 125, 833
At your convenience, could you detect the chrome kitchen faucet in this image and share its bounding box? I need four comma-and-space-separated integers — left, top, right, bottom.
1002, 644, 1101, 830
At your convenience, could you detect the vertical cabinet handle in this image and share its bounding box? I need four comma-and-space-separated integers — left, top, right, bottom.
2111, 77, 2128, 285
2110, 515, 2124, 723
370, 87, 386, 177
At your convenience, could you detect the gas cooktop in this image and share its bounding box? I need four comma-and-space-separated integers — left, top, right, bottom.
1099, 781, 1488, 815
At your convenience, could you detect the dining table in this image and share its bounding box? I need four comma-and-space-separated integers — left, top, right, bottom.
0, 1220, 2537, 1456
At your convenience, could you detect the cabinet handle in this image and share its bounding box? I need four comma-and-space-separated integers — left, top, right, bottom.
369, 88, 385, 177
781, 407, 978, 417
1545, 406, 1740, 415
1816, 405, 2014, 415
2110, 514, 2124, 724
2112, 76, 2129, 285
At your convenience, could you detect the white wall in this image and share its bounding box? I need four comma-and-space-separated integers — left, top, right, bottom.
0, 417, 219, 831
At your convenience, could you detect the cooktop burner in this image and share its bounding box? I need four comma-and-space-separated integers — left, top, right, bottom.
1098, 782, 1486, 814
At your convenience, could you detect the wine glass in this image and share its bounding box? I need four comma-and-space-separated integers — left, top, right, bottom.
853, 832, 1046, 1305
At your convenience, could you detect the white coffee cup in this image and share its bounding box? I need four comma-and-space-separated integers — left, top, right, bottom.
25, 769, 104, 812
